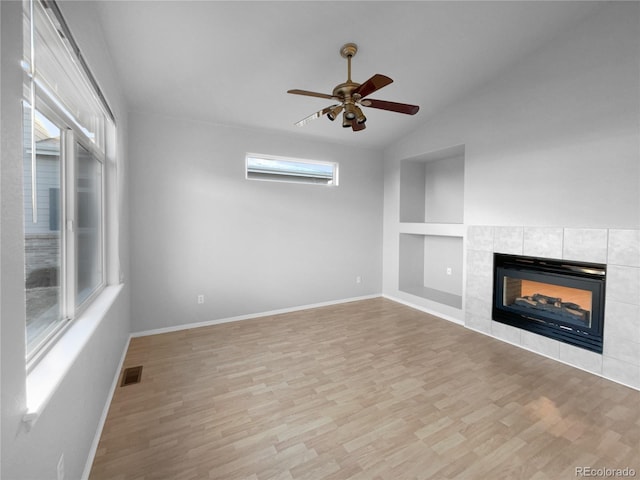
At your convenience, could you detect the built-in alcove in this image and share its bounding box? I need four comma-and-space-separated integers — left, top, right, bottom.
399, 233, 463, 308
398, 145, 465, 308
399, 145, 464, 224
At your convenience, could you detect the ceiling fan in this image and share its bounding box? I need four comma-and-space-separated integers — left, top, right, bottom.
288, 43, 419, 132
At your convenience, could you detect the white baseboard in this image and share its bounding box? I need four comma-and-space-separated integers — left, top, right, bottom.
383, 293, 465, 326
131, 294, 383, 338
81, 335, 131, 480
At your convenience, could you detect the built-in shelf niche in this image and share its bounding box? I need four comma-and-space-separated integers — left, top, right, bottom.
399, 144, 464, 224
399, 233, 463, 308
398, 144, 465, 308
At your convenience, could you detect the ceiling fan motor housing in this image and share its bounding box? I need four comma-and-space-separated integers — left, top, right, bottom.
332, 82, 359, 101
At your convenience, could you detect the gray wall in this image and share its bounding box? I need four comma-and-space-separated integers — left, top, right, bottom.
129, 112, 384, 333
1, 2, 131, 479
424, 156, 464, 225
384, 3, 640, 315
423, 236, 463, 296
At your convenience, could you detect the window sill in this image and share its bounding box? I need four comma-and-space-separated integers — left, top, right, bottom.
23, 284, 123, 429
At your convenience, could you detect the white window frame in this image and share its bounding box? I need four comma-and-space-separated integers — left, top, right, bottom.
22, 0, 112, 369
25, 98, 107, 369
246, 153, 339, 186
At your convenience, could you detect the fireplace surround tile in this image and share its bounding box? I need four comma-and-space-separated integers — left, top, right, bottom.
466, 296, 492, 319
563, 228, 608, 263
467, 249, 493, 271
602, 356, 640, 390
559, 343, 602, 374
523, 227, 563, 259
603, 335, 640, 366
465, 275, 492, 306
466, 312, 491, 334
466, 250, 493, 301
606, 265, 640, 305
467, 226, 494, 251
491, 321, 522, 345
604, 301, 640, 344
521, 329, 560, 359
493, 226, 523, 255
608, 229, 640, 267
465, 225, 640, 390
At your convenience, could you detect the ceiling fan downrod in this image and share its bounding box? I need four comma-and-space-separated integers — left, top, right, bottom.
337, 43, 362, 126
340, 43, 358, 83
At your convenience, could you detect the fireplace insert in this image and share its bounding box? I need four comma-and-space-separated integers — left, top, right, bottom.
493, 253, 606, 353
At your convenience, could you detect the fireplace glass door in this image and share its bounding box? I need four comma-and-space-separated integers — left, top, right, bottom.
493, 254, 605, 353
502, 275, 593, 329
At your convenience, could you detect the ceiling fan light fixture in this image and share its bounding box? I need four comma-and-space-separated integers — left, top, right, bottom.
355, 106, 366, 124
342, 112, 352, 128
344, 102, 357, 121
327, 105, 343, 121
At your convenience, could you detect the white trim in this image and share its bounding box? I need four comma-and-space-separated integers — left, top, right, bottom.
81, 334, 131, 480
23, 285, 123, 427
382, 293, 465, 326
132, 294, 381, 338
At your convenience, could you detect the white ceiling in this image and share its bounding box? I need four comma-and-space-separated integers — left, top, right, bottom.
94, 1, 602, 149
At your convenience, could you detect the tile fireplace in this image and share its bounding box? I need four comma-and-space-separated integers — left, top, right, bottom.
466, 226, 640, 390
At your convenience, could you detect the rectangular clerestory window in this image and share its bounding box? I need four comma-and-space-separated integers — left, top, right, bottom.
246, 153, 339, 186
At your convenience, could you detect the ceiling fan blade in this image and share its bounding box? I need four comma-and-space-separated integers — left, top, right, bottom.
287, 89, 335, 100
351, 120, 366, 132
362, 98, 419, 115
294, 105, 337, 127
353, 74, 393, 99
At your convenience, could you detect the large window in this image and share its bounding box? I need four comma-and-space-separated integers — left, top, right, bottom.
23, 106, 65, 356
76, 143, 103, 306
22, 0, 113, 364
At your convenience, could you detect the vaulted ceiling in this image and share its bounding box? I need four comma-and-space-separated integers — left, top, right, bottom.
94, 1, 602, 148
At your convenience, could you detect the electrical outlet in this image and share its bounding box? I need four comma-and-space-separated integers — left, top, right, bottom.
197, 294, 205, 304
356, 276, 362, 284
57, 454, 64, 480
446, 267, 452, 275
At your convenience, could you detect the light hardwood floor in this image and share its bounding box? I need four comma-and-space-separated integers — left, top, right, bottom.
89, 298, 639, 479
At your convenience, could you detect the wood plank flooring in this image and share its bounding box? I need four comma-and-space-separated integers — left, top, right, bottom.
89, 298, 640, 479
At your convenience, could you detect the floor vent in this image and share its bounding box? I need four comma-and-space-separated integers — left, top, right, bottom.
121, 366, 143, 386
